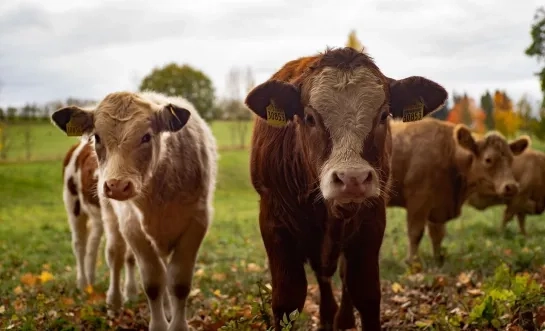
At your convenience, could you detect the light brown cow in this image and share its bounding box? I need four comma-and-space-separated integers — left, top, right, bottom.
388, 119, 529, 265
245, 47, 448, 331
62, 138, 138, 309
52, 91, 218, 331
467, 138, 545, 236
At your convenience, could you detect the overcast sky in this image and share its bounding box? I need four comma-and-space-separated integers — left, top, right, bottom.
0, 0, 543, 110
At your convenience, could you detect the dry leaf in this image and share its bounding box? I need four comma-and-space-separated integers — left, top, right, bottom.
20, 273, 37, 287
13, 286, 23, 295
247, 263, 262, 272
467, 288, 484, 296
418, 303, 431, 315
0, 305, 5, 314
84, 284, 93, 295
391, 282, 404, 293
38, 271, 54, 283
457, 272, 470, 285
194, 268, 205, 277
61, 297, 75, 306
212, 273, 226, 281
415, 319, 434, 327
536, 306, 545, 328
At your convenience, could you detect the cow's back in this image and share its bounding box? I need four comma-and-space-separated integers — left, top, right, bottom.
388, 118, 462, 220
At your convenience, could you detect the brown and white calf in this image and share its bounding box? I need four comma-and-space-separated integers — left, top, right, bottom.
61, 139, 138, 307
467, 138, 545, 236
387, 119, 529, 265
52, 91, 217, 331
245, 47, 447, 331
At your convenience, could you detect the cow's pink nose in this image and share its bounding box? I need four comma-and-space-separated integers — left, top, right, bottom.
104, 179, 135, 201
332, 169, 374, 194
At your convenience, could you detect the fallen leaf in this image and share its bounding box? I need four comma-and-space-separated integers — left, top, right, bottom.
415, 319, 434, 327
0, 305, 5, 314
13, 286, 22, 295
467, 288, 484, 296
418, 303, 431, 315
536, 306, 545, 328
391, 282, 404, 293
42, 263, 50, 270
212, 273, 226, 281
390, 295, 410, 304
457, 272, 471, 285
20, 273, 37, 287
247, 263, 262, 272
38, 271, 54, 283
194, 268, 205, 277
61, 297, 75, 306
189, 288, 201, 298
85, 284, 93, 295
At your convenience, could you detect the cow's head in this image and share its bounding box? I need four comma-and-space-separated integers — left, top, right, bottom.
453, 126, 529, 198
245, 47, 447, 205
51, 92, 190, 201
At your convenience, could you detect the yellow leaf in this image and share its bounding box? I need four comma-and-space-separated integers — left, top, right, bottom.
61, 297, 75, 306
391, 282, 404, 293
213, 289, 222, 297
38, 271, 54, 283
194, 268, 205, 277
0, 305, 5, 314
85, 284, 94, 295
415, 319, 434, 328
13, 286, 23, 295
457, 272, 470, 285
42, 264, 50, 270
20, 273, 37, 287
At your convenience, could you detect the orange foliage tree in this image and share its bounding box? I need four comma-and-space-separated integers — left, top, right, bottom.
493, 90, 522, 137
446, 94, 487, 133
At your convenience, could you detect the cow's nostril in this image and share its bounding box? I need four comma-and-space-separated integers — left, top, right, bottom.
362, 170, 372, 184
332, 171, 344, 184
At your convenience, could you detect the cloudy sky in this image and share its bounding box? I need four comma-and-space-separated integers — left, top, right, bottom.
0, 0, 543, 110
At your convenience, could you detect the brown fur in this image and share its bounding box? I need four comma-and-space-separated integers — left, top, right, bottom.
467, 144, 545, 236
245, 47, 448, 331
388, 118, 528, 265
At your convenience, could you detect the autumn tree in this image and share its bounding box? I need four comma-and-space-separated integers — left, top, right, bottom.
516, 94, 534, 131
524, 6, 545, 108
139, 63, 217, 122
480, 90, 495, 130
346, 30, 365, 52
493, 90, 522, 138
446, 94, 486, 133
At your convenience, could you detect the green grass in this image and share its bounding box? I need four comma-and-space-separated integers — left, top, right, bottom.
1, 121, 545, 330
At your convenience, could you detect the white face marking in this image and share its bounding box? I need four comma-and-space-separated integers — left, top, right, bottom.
307, 67, 386, 202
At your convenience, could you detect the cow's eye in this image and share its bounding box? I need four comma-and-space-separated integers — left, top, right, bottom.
94, 134, 101, 145
304, 114, 315, 127
380, 112, 391, 123
141, 133, 151, 144
484, 157, 492, 164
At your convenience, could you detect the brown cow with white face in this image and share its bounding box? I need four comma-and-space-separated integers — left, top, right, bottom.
387, 120, 529, 266
52, 91, 217, 331
246, 47, 448, 331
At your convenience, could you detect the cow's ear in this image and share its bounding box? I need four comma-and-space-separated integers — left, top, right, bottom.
388, 76, 448, 122
153, 104, 191, 133
245, 79, 304, 128
454, 124, 479, 155
509, 135, 530, 155
51, 106, 94, 136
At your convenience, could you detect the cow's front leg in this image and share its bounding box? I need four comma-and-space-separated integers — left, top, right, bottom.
123, 222, 168, 331
342, 213, 385, 331
427, 221, 446, 266
166, 213, 208, 331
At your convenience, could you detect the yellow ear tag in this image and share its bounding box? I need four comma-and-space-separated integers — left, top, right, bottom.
266, 100, 287, 127
65, 115, 85, 136
169, 105, 181, 123
402, 101, 424, 122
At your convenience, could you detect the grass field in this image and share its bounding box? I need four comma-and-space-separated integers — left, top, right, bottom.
1, 121, 545, 330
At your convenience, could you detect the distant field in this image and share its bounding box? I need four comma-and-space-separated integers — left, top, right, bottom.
1, 120, 545, 330
0, 120, 254, 162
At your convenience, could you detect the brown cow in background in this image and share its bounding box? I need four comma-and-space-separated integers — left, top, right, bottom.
467, 138, 545, 236
245, 47, 447, 331
387, 119, 529, 266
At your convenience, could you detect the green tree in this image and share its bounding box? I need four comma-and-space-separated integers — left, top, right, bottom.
461, 93, 473, 127
139, 63, 217, 122
0, 108, 4, 121
480, 90, 495, 130
516, 94, 534, 131
6, 107, 17, 122
525, 6, 545, 108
